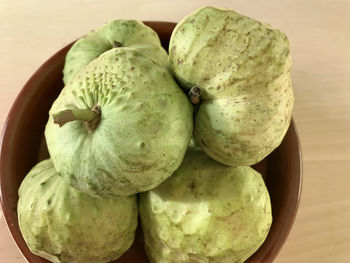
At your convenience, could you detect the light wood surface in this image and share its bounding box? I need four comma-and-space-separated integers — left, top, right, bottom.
1, 0, 349, 262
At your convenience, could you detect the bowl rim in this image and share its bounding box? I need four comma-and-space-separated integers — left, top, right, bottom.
0, 40, 72, 263
267, 119, 303, 261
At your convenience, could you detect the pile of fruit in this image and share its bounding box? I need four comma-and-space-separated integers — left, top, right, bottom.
17, 6, 293, 263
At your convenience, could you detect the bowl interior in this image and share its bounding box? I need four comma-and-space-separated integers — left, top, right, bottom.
0, 21, 302, 263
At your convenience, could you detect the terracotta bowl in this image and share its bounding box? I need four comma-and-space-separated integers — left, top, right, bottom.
0, 21, 302, 263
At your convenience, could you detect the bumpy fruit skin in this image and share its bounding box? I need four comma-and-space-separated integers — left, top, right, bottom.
63, 19, 168, 84
17, 159, 137, 263
45, 48, 193, 197
169, 6, 294, 166
139, 148, 272, 263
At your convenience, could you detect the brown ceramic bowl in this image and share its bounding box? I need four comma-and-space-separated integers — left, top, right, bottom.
0, 21, 302, 263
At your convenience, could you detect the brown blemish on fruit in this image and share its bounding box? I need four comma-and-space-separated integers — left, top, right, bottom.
189, 181, 196, 190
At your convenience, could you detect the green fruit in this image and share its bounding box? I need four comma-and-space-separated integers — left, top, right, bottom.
139, 148, 272, 263
17, 159, 137, 263
45, 48, 193, 197
169, 6, 294, 166
63, 19, 168, 84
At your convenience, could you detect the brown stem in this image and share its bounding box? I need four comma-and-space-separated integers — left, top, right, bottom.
53, 106, 101, 133
188, 86, 202, 105
113, 41, 123, 48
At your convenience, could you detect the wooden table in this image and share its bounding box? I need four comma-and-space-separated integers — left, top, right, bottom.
1, 0, 349, 262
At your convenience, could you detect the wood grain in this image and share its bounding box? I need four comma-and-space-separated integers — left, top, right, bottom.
1, 0, 349, 262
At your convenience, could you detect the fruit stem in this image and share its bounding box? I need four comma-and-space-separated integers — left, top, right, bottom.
113, 41, 123, 48
188, 86, 202, 105
53, 106, 101, 132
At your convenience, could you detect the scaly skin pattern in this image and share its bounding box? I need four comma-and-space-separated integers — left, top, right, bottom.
45, 48, 193, 197
63, 19, 168, 84
169, 6, 294, 166
17, 159, 137, 263
139, 148, 272, 263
